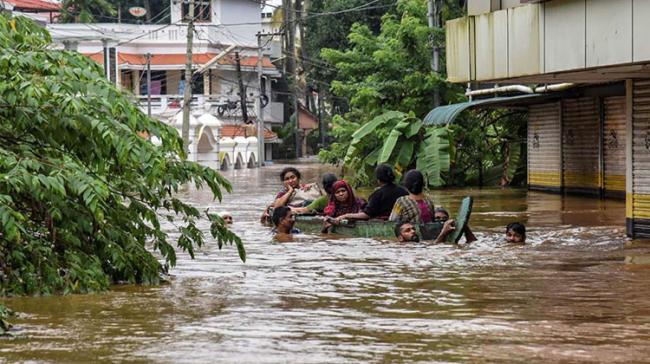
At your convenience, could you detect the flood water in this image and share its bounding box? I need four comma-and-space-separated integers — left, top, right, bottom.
3, 163, 650, 363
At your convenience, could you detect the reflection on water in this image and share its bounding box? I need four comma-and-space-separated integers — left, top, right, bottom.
2, 164, 650, 363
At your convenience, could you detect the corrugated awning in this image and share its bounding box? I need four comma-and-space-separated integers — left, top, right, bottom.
423, 94, 548, 125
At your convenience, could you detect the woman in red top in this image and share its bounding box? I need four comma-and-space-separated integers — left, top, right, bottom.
324, 180, 365, 218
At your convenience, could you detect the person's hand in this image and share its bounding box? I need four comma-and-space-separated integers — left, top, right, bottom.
335, 215, 347, 224
301, 183, 314, 191
441, 219, 456, 236
283, 180, 295, 193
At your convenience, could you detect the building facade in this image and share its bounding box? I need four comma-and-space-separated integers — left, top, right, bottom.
46, 0, 284, 168
443, 0, 650, 238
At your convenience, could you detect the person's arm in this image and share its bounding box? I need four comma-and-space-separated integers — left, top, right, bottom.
336, 211, 370, 222
300, 195, 327, 214
433, 219, 455, 244
273, 185, 294, 208
463, 225, 477, 243
260, 205, 272, 224
291, 206, 311, 214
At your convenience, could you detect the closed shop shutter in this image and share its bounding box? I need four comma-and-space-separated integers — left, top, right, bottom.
562, 97, 600, 194
603, 96, 626, 197
528, 102, 561, 191
631, 80, 650, 237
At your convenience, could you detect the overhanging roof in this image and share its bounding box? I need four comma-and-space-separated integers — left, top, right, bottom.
423, 94, 549, 125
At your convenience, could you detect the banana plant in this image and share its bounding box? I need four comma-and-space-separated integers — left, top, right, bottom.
343, 110, 451, 187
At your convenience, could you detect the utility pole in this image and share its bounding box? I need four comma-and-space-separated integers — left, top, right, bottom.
182, 0, 195, 154
146, 53, 152, 118
256, 32, 265, 167
234, 52, 249, 123
428, 0, 440, 107
318, 89, 325, 147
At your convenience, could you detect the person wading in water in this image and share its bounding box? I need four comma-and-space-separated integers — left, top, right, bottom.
272, 206, 301, 240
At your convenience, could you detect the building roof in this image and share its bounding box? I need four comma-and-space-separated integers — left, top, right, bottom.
297, 104, 319, 130
7, 0, 60, 11
220, 124, 279, 143
85, 52, 276, 69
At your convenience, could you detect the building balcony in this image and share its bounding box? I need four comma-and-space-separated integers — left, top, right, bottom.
446, 0, 650, 84
134, 94, 284, 124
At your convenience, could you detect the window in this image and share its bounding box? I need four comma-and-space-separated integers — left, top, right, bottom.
181, 1, 211, 23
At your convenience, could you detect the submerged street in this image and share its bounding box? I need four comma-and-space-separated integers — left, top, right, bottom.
2, 164, 650, 363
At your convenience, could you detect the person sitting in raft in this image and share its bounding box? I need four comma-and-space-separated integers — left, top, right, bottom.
505, 222, 526, 244
334, 164, 408, 222
220, 211, 233, 225
272, 206, 301, 237
394, 221, 455, 244
434, 208, 477, 243
321, 180, 366, 231
389, 169, 435, 224
292, 173, 338, 215
274, 167, 323, 208
325, 180, 366, 217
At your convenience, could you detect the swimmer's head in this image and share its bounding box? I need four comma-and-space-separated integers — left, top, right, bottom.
395, 222, 419, 242
220, 211, 233, 224
506, 222, 526, 243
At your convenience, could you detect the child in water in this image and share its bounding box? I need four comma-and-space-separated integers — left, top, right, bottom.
506, 222, 526, 244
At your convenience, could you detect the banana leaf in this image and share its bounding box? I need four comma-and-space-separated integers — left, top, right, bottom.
350, 110, 406, 141
416, 127, 450, 187
345, 111, 406, 164
506, 142, 522, 181
364, 146, 382, 166
378, 129, 403, 163
404, 119, 423, 138
396, 140, 415, 170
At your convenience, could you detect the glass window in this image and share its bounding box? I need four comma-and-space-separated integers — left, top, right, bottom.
181, 1, 211, 22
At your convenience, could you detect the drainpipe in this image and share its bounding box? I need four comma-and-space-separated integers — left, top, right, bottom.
465, 85, 534, 97
534, 83, 575, 93
464, 83, 576, 98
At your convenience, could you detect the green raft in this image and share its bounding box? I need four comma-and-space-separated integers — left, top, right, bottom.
295, 196, 473, 243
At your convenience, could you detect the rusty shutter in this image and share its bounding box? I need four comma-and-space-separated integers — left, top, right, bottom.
562, 97, 600, 194
528, 102, 561, 191
631, 80, 650, 237
603, 96, 626, 197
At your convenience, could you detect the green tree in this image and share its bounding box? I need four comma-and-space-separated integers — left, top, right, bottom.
318, 0, 526, 187
60, 0, 116, 23
0, 15, 244, 298
318, 0, 463, 184
60, 0, 169, 23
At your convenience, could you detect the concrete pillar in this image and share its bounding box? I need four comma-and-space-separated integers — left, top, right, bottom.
203, 71, 210, 96
625, 79, 634, 236
625, 79, 650, 238
133, 70, 141, 96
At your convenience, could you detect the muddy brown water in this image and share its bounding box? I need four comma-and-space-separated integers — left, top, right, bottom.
2, 164, 650, 363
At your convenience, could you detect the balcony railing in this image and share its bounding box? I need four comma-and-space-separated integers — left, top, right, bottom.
134, 94, 283, 123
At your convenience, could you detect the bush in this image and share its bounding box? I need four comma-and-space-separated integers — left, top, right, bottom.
0, 15, 243, 296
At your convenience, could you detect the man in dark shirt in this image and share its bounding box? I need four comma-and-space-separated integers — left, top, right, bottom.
335, 164, 408, 222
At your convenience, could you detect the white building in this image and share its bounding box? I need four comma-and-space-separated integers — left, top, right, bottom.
46, 0, 285, 168
2, 0, 60, 24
